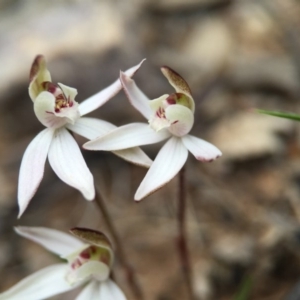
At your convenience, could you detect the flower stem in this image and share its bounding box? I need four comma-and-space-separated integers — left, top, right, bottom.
94, 189, 144, 300
177, 166, 195, 300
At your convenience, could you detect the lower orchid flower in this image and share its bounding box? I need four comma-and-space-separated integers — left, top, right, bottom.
0, 227, 126, 300
84, 66, 222, 200
18, 55, 152, 217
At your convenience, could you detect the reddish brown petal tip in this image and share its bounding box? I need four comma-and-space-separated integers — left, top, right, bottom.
161, 66, 192, 96
70, 227, 112, 249
29, 55, 46, 82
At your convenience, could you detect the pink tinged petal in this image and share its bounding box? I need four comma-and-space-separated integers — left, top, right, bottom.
120, 71, 152, 119
161, 66, 195, 112
15, 227, 84, 257
67, 118, 153, 168
67, 117, 116, 140
0, 264, 78, 300
165, 104, 194, 137
99, 280, 127, 300
48, 128, 95, 200
84, 123, 171, 151
18, 128, 54, 218
75, 282, 99, 300
29, 55, 51, 102
34, 91, 69, 128
135, 136, 188, 201
181, 134, 222, 162
66, 261, 109, 285
78, 59, 146, 116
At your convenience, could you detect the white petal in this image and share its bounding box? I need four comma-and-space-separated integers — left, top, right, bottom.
0, 264, 77, 300
84, 123, 171, 151
120, 71, 152, 119
34, 91, 68, 128
99, 280, 127, 300
113, 148, 152, 168
68, 118, 152, 167
66, 261, 109, 285
18, 128, 54, 218
75, 282, 99, 300
78, 60, 145, 116
166, 104, 194, 137
67, 117, 116, 140
181, 134, 222, 162
135, 137, 188, 200
15, 226, 84, 257
48, 128, 95, 200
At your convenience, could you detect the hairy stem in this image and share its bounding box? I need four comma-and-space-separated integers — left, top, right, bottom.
94, 189, 144, 300
177, 166, 195, 300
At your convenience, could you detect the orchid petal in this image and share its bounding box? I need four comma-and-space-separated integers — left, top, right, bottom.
84, 123, 171, 151
113, 148, 152, 168
0, 264, 77, 300
99, 280, 127, 300
67, 117, 116, 140
161, 66, 195, 112
75, 282, 99, 300
15, 227, 84, 257
78, 60, 145, 116
66, 261, 109, 285
120, 71, 152, 119
165, 104, 194, 137
29, 55, 51, 102
67, 118, 152, 167
48, 128, 95, 200
181, 134, 222, 162
18, 128, 54, 218
135, 136, 188, 200
34, 91, 68, 128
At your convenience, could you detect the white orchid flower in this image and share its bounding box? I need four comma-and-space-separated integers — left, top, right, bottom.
18, 55, 152, 217
84, 66, 222, 200
0, 227, 126, 300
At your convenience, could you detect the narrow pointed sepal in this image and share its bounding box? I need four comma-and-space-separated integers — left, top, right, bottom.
135, 137, 188, 200
48, 128, 95, 200
84, 123, 171, 151
181, 134, 222, 162
18, 128, 54, 218
120, 71, 152, 119
15, 226, 84, 257
78, 60, 146, 116
0, 264, 77, 300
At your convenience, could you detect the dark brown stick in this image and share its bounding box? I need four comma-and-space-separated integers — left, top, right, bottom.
177, 166, 195, 300
94, 189, 144, 300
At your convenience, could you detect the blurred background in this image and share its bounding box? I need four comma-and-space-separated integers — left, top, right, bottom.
1, 0, 300, 299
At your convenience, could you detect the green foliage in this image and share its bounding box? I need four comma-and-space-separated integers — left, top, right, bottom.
257, 109, 300, 121
234, 276, 252, 300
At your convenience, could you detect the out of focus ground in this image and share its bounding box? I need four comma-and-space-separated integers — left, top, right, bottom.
1, 0, 300, 299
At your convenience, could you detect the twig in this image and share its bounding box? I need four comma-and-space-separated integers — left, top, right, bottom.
94, 189, 144, 300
